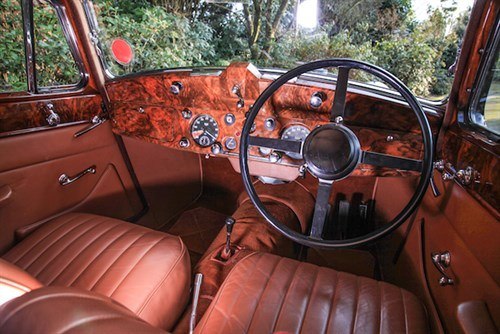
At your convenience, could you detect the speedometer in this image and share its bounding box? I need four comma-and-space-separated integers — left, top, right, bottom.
191, 115, 219, 147
281, 125, 310, 159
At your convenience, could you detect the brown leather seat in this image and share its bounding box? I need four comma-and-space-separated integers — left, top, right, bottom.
0, 287, 165, 334
195, 252, 429, 334
2, 213, 190, 330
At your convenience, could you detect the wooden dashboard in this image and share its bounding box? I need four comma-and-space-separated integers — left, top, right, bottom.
107, 63, 443, 180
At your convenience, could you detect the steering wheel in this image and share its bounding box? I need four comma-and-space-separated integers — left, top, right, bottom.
239, 59, 434, 249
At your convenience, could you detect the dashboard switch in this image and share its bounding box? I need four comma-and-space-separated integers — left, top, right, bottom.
211, 143, 222, 155
179, 137, 190, 148
264, 118, 276, 131
181, 109, 192, 119
170, 81, 183, 95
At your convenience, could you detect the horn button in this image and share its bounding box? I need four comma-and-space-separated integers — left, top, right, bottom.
303, 124, 361, 181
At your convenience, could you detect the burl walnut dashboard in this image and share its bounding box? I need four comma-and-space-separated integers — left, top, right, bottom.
107, 63, 442, 180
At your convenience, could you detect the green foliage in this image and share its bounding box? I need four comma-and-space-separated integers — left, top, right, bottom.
0, 0, 27, 91
34, 2, 80, 87
95, 0, 217, 75
0, 0, 472, 100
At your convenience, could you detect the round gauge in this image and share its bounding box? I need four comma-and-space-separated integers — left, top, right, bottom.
191, 115, 219, 147
281, 125, 311, 159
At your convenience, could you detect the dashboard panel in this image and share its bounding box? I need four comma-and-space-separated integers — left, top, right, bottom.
107, 63, 443, 179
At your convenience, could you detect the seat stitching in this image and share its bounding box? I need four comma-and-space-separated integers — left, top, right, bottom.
194, 252, 260, 333
44, 221, 122, 285
27, 216, 105, 278
7, 214, 85, 265
297, 264, 320, 333
351, 275, 360, 334
401, 289, 409, 334
23, 216, 97, 273
246, 256, 283, 332
66, 225, 135, 287
324, 270, 339, 334
271, 259, 302, 332
108, 235, 168, 299
87, 231, 147, 291
135, 237, 187, 315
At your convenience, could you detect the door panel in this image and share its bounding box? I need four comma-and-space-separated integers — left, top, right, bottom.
0, 122, 143, 254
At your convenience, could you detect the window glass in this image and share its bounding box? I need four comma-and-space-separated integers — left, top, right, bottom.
34, 0, 80, 87
471, 44, 500, 135
0, 0, 27, 92
89, 0, 473, 100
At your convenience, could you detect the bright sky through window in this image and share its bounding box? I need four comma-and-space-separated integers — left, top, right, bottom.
297, 0, 318, 29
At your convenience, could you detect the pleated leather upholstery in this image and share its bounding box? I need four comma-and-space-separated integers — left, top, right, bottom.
196, 252, 429, 334
2, 213, 190, 330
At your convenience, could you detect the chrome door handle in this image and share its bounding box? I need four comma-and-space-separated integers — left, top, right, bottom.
74, 116, 105, 138
59, 166, 96, 186
431, 251, 454, 286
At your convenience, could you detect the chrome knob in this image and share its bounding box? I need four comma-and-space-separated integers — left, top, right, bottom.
211, 143, 222, 155
181, 109, 192, 119
179, 138, 190, 148
269, 151, 282, 163
310, 92, 326, 108
170, 81, 183, 95
264, 118, 276, 131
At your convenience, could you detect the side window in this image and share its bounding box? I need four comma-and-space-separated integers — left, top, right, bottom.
0, 0, 27, 92
470, 24, 500, 136
0, 0, 82, 93
34, 0, 80, 88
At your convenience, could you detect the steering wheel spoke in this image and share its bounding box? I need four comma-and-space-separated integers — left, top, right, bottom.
309, 180, 334, 240
330, 66, 350, 121
361, 151, 423, 172
249, 136, 302, 154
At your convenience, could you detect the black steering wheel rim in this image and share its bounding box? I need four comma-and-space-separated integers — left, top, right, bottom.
239, 59, 434, 249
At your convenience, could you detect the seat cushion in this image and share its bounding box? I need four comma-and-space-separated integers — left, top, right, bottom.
0, 287, 165, 334
195, 252, 429, 334
2, 213, 190, 330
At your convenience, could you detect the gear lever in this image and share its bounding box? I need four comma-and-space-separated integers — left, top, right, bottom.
221, 217, 236, 260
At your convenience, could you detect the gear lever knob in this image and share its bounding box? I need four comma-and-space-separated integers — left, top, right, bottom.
222, 217, 236, 260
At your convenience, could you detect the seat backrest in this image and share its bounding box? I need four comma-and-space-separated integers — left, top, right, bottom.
0, 258, 42, 306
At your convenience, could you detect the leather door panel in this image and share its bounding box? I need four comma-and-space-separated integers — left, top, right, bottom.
422, 178, 500, 334
0, 122, 143, 254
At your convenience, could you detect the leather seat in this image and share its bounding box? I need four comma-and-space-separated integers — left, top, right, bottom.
195, 252, 429, 334
1, 213, 190, 330
0, 287, 165, 334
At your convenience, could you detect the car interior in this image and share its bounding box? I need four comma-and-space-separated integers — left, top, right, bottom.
0, 0, 499, 333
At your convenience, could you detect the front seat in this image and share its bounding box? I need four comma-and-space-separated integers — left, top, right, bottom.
1, 213, 190, 330
195, 252, 429, 334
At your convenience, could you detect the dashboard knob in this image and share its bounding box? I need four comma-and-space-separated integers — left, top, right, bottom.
179, 137, 190, 148
211, 143, 222, 155
264, 118, 276, 131
269, 151, 282, 163
181, 109, 192, 119
310, 92, 326, 108
170, 81, 183, 95
225, 137, 237, 150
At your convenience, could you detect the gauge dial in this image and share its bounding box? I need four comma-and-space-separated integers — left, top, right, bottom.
191, 115, 219, 147
281, 125, 310, 159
